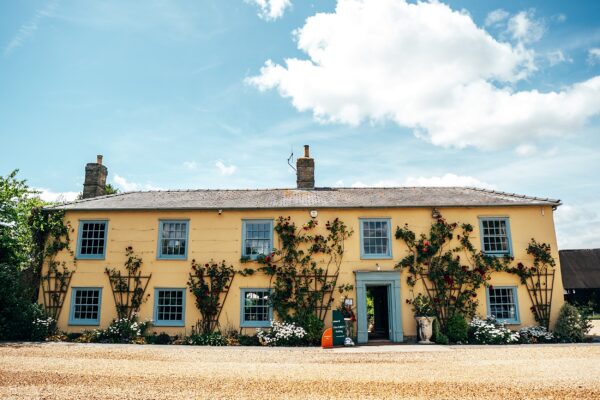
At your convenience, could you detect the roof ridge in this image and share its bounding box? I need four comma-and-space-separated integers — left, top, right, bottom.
464, 187, 561, 205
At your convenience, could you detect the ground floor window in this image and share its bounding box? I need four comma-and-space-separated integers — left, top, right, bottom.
487, 286, 519, 324
154, 288, 186, 326
240, 288, 272, 327
69, 287, 102, 325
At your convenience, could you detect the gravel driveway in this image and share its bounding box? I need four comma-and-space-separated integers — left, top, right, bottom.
1, 342, 599, 399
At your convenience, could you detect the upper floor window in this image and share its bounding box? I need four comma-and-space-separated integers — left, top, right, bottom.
69, 287, 102, 325
77, 220, 108, 259
158, 220, 188, 259
153, 288, 186, 326
240, 288, 272, 328
479, 217, 512, 256
487, 286, 520, 324
242, 220, 273, 259
360, 218, 392, 259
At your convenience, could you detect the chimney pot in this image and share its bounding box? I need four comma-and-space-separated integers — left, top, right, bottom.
296, 145, 315, 189
97, 155, 103, 165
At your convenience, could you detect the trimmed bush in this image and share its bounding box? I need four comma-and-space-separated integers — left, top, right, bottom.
184, 332, 227, 346
289, 313, 324, 345
146, 332, 172, 345
518, 326, 555, 344
238, 334, 261, 346
446, 314, 468, 343
554, 303, 591, 343
431, 318, 449, 344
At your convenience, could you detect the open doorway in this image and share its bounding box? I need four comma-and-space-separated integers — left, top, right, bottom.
366, 286, 389, 340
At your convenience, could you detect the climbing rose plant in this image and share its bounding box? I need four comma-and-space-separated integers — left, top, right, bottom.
256, 216, 353, 323
395, 216, 510, 331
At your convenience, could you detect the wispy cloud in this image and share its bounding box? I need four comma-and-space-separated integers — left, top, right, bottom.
588, 48, 600, 65
215, 161, 237, 176
246, 0, 292, 21
4, 0, 58, 56
183, 161, 198, 170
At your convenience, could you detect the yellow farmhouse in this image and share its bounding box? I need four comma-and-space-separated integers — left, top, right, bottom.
42, 148, 565, 344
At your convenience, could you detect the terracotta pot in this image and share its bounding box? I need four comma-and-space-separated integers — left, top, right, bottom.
415, 316, 434, 344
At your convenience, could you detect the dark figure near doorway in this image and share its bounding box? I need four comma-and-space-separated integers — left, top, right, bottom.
367, 286, 389, 340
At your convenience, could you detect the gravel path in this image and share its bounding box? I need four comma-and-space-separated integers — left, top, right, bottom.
1, 342, 600, 399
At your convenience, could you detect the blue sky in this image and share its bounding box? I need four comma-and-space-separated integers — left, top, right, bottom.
1, 0, 599, 249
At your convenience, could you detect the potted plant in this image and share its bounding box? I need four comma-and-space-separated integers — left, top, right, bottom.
411, 293, 436, 344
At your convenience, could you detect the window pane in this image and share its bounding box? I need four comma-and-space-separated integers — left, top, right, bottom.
73, 289, 100, 322
156, 290, 184, 323
362, 220, 389, 256
481, 219, 510, 254
160, 221, 187, 257
79, 222, 107, 256
489, 287, 517, 321
243, 290, 271, 323
244, 222, 271, 257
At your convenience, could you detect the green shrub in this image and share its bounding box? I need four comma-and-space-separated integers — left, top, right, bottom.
29, 304, 56, 342
66, 332, 82, 341
554, 303, 591, 343
94, 317, 150, 343
184, 332, 227, 346
146, 332, 171, 345
468, 317, 519, 344
257, 320, 307, 346
0, 263, 35, 340
446, 313, 468, 343
431, 318, 449, 345
288, 313, 324, 345
238, 334, 261, 346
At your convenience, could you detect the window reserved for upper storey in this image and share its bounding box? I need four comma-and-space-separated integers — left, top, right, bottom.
360, 218, 392, 258
69, 288, 102, 325
242, 220, 273, 259
240, 289, 272, 327
479, 217, 512, 256
487, 286, 519, 324
77, 221, 108, 259
158, 220, 188, 259
154, 289, 185, 326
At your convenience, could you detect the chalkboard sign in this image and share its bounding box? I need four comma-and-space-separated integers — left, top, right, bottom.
332, 310, 346, 346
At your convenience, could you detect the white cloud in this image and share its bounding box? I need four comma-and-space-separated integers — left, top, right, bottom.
246, 0, 292, 21
555, 203, 600, 249
215, 161, 237, 176
484, 9, 509, 27
507, 10, 545, 43
183, 161, 198, 170
37, 189, 79, 203
588, 48, 600, 65
248, 0, 600, 151
113, 175, 162, 192
515, 144, 537, 156
4, 0, 58, 56
350, 174, 493, 189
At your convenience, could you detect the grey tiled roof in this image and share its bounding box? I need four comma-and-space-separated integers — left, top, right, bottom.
48, 187, 561, 211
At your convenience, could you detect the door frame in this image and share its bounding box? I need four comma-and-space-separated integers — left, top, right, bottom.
355, 271, 403, 344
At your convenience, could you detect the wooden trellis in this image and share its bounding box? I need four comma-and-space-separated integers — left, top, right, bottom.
105, 270, 152, 319
297, 272, 339, 323
524, 269, 555, 329
419, 271, 463, 329
40, 268, 73, 320
188, 270, 235, 334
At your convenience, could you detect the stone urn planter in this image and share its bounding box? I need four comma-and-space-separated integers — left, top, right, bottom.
415, 316, 435, 344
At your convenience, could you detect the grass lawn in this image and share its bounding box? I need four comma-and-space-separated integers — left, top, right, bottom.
1, 342, 600, 399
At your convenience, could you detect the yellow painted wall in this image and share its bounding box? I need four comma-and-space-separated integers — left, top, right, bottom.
42, 205, 565, 338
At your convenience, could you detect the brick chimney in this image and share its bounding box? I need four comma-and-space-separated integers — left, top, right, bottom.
82, 155, 108, 199
296, 145, 315, 189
